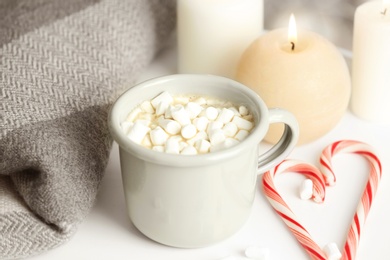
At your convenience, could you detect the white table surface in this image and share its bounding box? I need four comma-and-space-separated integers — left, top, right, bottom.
31, 44, 390, 260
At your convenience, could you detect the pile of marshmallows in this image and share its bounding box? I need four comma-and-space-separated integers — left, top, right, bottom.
121, 91, 255, 155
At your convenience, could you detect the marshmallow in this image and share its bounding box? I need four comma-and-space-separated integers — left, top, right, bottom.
232, 116, 254, 130
141, 134, 152, 148
155, 101, 170, 116
152, 146, 164, 152
181, 145, 198, 155
228, 106, 240, 116
185, 102, 203, 119
299, 179, 314, 200
150, 126, 169, 146
207, 120, 224, 136
179, 141, 188, 151
216, 108, 235, 124
158, 118, 181, 135
223, 122, 238, 137
239, 105, 249, 116
126, 121, 150, 144
244, 246, 271, 260
235, 129, 250, 141
195, 139, 211, 153
151, 91, 173, 108
120, 121, 133, 135
323, 242, 342, 260
181, 124, 197, 139
140, 101, 155, 114
164, 105, 174, 119
209, 129, 226, 146
126, 107, 142, 122
138, 112, 154, 121
134, 119, 151, 127
204, 106, 219, 120
194, 97, 207, 105
193, 116, 209, 132
165, 138, 180, 154
187, 131, 208, 146
122, 92, 255, 154
174, 95, 190, 105
243, 114, 253, 121
171, 105, 191, 126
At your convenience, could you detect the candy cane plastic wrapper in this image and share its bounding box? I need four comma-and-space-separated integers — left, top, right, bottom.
262, 140, 382, 260
319, 140, 382, 260
262, 160, 328, 260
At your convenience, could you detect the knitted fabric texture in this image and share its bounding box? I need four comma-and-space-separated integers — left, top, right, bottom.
0, 0, 176, 258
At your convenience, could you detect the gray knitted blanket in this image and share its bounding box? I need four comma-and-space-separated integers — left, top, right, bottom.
0, 0, 175, 258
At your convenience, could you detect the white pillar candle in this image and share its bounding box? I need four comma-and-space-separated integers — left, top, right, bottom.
236, 15, 351, 145
351, 0, 390, 124
177, 0, 263, 79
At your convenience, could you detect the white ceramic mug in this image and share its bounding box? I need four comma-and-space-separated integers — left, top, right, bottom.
108, 74, 299, 248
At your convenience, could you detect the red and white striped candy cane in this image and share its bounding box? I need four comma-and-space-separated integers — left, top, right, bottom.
262, 140, 382, 260
263, 159, 327, 260
319, 140, 382, 260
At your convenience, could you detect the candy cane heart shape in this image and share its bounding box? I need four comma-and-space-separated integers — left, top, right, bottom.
262, 159, 327, 260
319, 140, 382, 260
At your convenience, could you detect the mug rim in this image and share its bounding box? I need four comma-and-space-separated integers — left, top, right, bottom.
108, 74, 270, 167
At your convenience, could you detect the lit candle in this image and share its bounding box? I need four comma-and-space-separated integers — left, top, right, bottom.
177, 0, 263, 79
351, 0, 390, 124
236, 14, 351, 145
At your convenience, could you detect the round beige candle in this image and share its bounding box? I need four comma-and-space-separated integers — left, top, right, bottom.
236, 16, 351, 145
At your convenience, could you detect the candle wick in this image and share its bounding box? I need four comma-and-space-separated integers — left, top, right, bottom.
290, 41, 295, 51
381, 8, 387, 16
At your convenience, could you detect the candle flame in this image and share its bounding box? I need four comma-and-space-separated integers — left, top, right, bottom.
288, 14, 297, 50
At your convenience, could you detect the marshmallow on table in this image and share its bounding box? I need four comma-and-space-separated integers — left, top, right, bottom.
299, 179, 314, 200
245, 246, 271, 260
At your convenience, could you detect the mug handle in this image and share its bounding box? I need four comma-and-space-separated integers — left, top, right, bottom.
257, 108, 299, 174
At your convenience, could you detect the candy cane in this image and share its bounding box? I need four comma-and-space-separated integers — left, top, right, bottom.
319, 140, 382, 260
263, 159, 327, 260
262, 140, 382, 260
